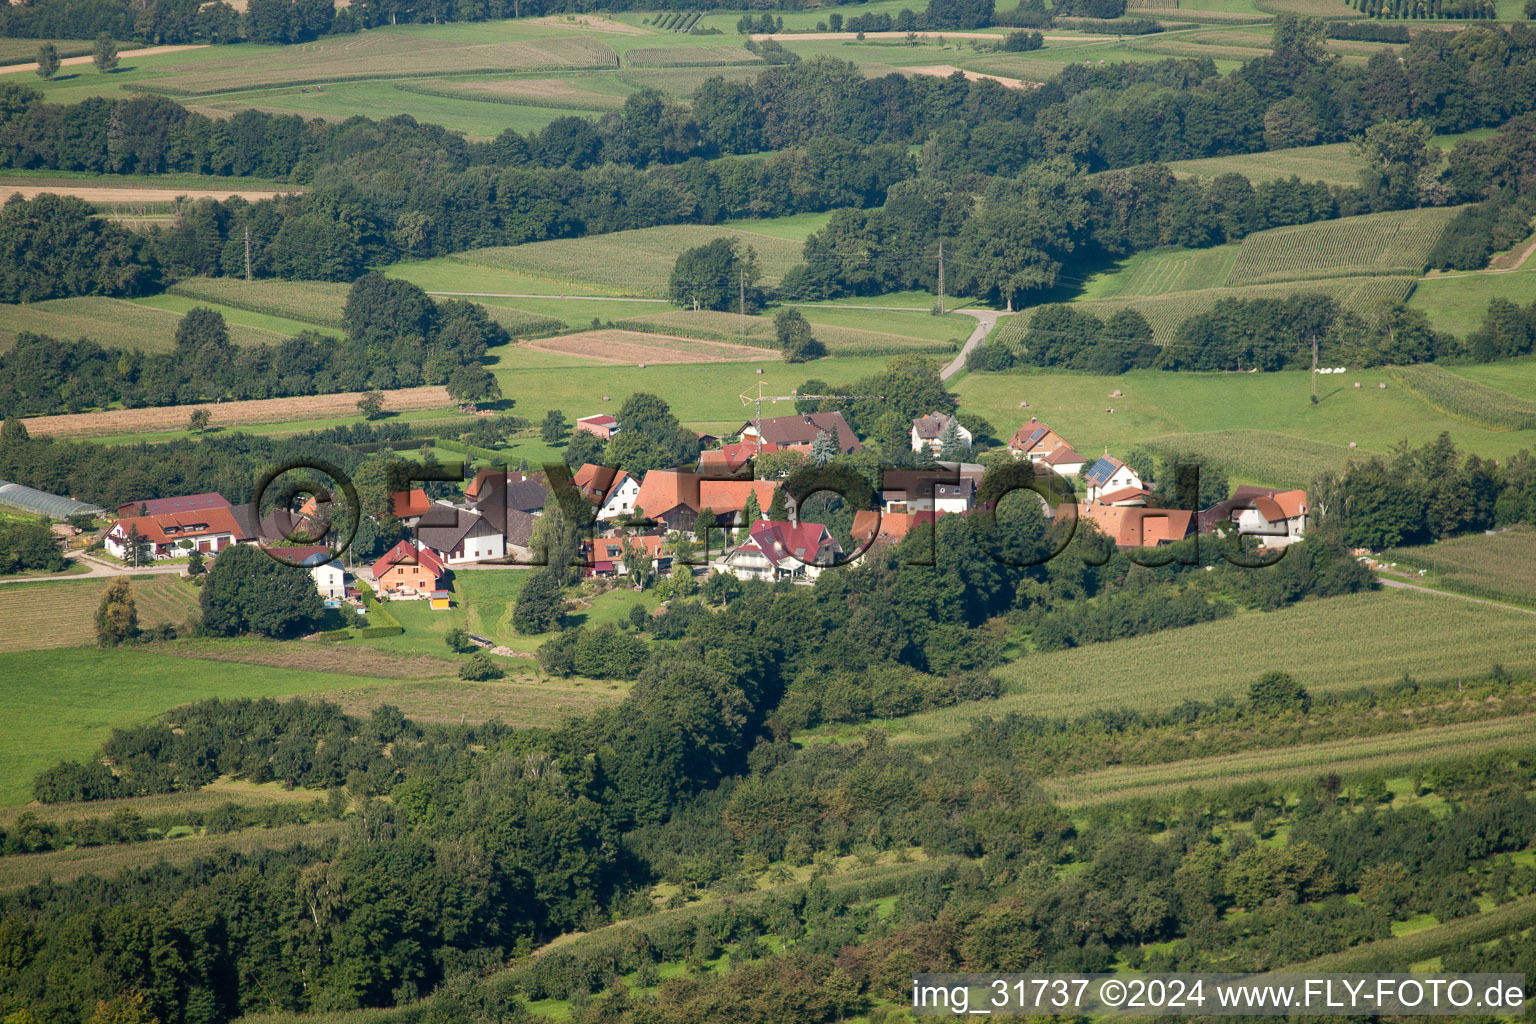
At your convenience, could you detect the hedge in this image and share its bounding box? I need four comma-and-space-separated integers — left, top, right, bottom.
355, 625, 406, 638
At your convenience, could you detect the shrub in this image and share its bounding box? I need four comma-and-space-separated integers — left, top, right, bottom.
459, 651, 504, 680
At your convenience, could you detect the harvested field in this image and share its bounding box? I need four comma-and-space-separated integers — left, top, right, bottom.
904, 64, 1037, 89
136, 35, 618, 95
624, 45, 761, 66
522, 330, 777, 364
303, 676, 629, 728
10, 385, 452, 438
526, 13, 653, 34
0, 821, 346, 890
0, 182, 297, 203
165, 638, 461, 680
0, 43, 205, 76
615, 309, 957, 355
0, 576, 199, 653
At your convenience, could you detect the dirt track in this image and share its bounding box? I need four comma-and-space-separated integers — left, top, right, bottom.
0, 44, 206, 75
9, 386, 454, 438
522, 329, 775, 364
0, 183, 300, 203
906, 64, 1038, 89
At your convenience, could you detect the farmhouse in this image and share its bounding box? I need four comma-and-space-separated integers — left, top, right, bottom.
698, 479, 782, 528
1066, 503, 1194, 548
1199, 486, 1309, 546
414, 505, 504, 564
466, 470, 549, 515
572, 464, 640, 521
737, 412, 861, 454
266, 544, 347, 600
633, 470, 702, 532
116, 492, 229, 518
583, 535, 671, 578
576, 414, 621, 441
371, 540, 445, 598
910, 412, 971, 456
712, 519, 842, 583
105, 506, 251, 561
1083, 454, 1144, 504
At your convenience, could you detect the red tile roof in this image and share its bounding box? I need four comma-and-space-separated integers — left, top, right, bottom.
1009, 418, 1071, 456
116, 493, 230, 518
111, 506, 248, 546
390, 489, 431, 519
371, 539, 445, 580
572, 464, 632, 502
634, 471, 701, 518
851, 509, 933, 544
579, 414, 617, 427
1064, 503, 1193, 548
737, 519, 838, 568
699, 441, 780, 474
698, 479, 779, 515
1094, 487, 1149, 506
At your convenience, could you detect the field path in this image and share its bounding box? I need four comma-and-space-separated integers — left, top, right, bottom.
750, 30, 1115, 41
1377, 574, 1536, 615
428, 291, 667, 303
0, 182, 299, 203
784, 301, 998, 380
0, 44, 207, 75
0, 554, 186, 584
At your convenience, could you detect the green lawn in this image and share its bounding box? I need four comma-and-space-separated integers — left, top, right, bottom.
0, 168, 297, 191
133, 294, 336, 339
1410, 267, 1536, 338
951, 365, 1536, 473
0, 646, 400, 806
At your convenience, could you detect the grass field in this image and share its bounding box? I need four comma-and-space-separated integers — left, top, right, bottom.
1409, 266, 1536, 337
167, 277, 350, 330
1450, 355, 1536, 402
1000, 274, 1416, 345
952, 365, 1536, 473
449, 220, 818, 297
1386, 363, 1536, 431
0, 296, 285, 352
1044, 713, 1536, 805
1386, 527, 1536, 607
0, 38, 118, 66
0, 645, 410, 806
0, 575, 201, 654
0, 820, 348, 890
1162, 142, 1368, 184
882, 589, 1536, 743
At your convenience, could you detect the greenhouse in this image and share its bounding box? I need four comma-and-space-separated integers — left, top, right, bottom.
0, 479, 105, 520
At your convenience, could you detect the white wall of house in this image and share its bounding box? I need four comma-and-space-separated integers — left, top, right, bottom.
1086, 465, 1143, 503
434, 534, 505, 565
105, 527, 236, 561
596, 477, 642, 521
312, 563, 346, 599
1235, 509, 1307, 545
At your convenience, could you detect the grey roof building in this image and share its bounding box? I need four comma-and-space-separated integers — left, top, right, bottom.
0, 479, 105, 520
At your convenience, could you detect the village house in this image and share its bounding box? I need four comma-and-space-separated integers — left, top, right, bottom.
414, 505, 504, 565
1065, 503, 1194, 548
583, 534, 672, 578
371, 540, 445, 598
266, 545, 347, 600
1199, 486, 1309, 547
105, 506, 251, 561
1083, 454, 1145, 504
910, 412, 972, 456
850, 510, 933, 554
699, 479, 782, 528
631, 471, 785, 532
736, 412, 861, 454
712, 519, 842, 583
1008, 418, 1086, 476
571, 464, 641, 521
880, 470, 974, 515
576, 413, 620, 441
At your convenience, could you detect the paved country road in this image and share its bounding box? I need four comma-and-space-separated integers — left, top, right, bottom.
790, 302, 1001, 381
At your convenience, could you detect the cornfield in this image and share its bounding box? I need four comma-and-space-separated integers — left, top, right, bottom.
1388, 526, 1536, 606
1143, 430, 1365, 490
0, 297, 278, 353
167, 277, 350, 331
1385, 363, 1536, 431
1226, 206, 1460, 286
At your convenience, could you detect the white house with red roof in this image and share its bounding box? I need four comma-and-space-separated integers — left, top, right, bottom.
105, 506, 251, 561
1083, 454, 1144, 504
572, 464, 641, 521
266, 545, 347, 600
576, 414, 620, 441
1008, 418, 1087, 477
712, 519, 842, 583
